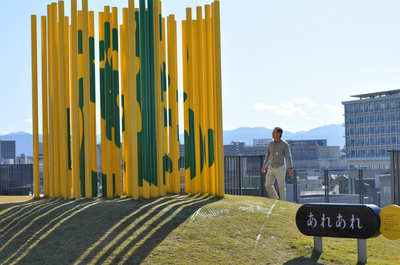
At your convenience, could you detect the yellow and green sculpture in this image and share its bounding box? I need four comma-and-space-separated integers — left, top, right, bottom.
31, 0, 224, 199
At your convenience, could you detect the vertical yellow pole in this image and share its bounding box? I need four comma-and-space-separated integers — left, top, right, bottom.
71, 0, 80, 198
128, 0, 139, 199
65, 16, 72, 197
79, 10, 86, 197
52, 2, 61, 198
41, 16, 49, 197
120, 11, 127, 195
174, 19, 179, 193
213, 1, 224, 197
168, 15, 180, 194
47, 5, 55, 198
89, 11, 97, 197
104, 6, 113, 199
82, 0, 92, 198
122, 8, 131, 197
182, 20, 190, 194
192, 19, 200, 194
99, 11, 106, 198
59, 1, 69, 199
196, 6, 207, 194
154, 0, 163, 197
69, 21, 73, 194
120, 22, 125, 195
202, 15, 209, 194
31, 15, 40, 198
112, 7, 122, 197
162, 14, 168, 196
205, 4, 215, 195
186, 8, 196, 193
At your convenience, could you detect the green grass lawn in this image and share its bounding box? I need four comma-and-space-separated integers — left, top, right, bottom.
0, 194, 399, 264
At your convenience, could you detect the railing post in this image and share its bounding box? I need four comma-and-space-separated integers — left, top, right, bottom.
324, 170, 329, 203
239, 156, 242, 195
293, 170, 298, 203
359, 169, 364, 204
391, 150, 396, 204
260, 156, 264, 197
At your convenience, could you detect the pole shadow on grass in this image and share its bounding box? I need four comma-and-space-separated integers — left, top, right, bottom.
0, 194, 220, 265
283, 250, 323, 265
114, 194, 221, 265
82, 194, 220, 265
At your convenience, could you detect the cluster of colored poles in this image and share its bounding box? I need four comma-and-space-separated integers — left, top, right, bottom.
31, 0, 224, 199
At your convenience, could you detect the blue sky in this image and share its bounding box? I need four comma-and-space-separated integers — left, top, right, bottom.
1, 0, 400, 135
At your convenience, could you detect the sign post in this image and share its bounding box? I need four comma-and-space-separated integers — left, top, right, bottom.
296, 203, 381, 263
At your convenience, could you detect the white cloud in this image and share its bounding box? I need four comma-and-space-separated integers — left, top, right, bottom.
252, 97, 318, 119
276, 97, 316, 118
252, 103, 277, 110
324, 104, 343, 115
25, 119, 32, 123
281, 97, 317, 109
275, 107, 307, 118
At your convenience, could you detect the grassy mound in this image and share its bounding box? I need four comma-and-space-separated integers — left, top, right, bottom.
0, 194, 399, 264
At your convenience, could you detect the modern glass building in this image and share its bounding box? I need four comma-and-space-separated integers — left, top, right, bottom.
342, 89, 400, 169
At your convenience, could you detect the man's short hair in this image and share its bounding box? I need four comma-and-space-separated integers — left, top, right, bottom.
275, 127, 283, 138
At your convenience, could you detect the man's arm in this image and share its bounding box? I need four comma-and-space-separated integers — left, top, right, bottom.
262, 144, 271, 173
284, 142, 294, 176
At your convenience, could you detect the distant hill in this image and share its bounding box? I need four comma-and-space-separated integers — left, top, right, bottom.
0, 132, 42, 156
222, 124, 344, 148
1, 124, 344, 156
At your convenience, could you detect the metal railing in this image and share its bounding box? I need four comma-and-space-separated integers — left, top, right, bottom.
224, 155, 390, 206
0, 164, 33, 195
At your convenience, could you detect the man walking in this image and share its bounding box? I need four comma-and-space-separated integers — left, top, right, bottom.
261, 127, 293, 201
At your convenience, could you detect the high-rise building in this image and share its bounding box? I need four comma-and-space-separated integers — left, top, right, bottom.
0, 140, 16, 163
342, 89, 400, 169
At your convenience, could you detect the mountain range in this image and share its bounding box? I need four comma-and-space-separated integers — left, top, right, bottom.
0, 123, 344, 156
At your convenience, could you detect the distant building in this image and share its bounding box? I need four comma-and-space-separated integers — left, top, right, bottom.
0, 140, 16, 164
180, 144, 185, 158
16, 153, 32, 164
224, 141, 246, 156
223, 138, 345, 170
253, 139, 271, 147
342, 89, 400, 169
